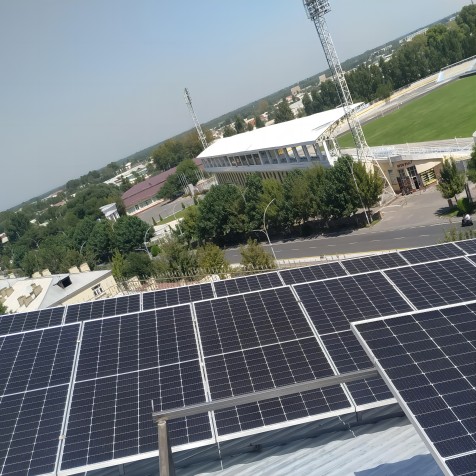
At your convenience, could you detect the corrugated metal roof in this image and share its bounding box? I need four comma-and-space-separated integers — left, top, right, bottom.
197, 106, 357, 159
82, 406, 443, 476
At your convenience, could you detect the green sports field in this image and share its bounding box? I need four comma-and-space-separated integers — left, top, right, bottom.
338, 75, 476, 148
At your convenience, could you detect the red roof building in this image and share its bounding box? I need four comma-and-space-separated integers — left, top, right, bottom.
122, 159, 202, 214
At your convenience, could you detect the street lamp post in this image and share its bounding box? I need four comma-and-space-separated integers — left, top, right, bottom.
144, 226, 153, 259
253, 198, 278, 263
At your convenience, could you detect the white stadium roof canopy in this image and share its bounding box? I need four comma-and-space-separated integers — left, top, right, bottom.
199, 105, 360, 159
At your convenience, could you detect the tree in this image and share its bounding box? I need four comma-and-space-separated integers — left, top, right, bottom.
467, 145, 476, 184
5, 212, 31, 242
123, 252, 155, 279
234, 116, 247, 134
111, 249, 125, 279
274, 99, 294, 124
155, 236, 197, 278
353, 161, 385, 221
196, 243, 230, 275
240, 239, 276, 270
223, 125, 236, 137
0, 302, 7, 315
87, 221, 113, 263
437, 157, 466, 203
244, 174, 264, 231
196, 184, 246, 244
157, 174, 183, 200
320, 156, 360, 221
114, 216, 150, 254
254, 115, 265, 128
176, 159, 200, 186
281, 170, 314, 229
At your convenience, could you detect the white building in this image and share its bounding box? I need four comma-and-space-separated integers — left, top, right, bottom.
199, 106, 353, 186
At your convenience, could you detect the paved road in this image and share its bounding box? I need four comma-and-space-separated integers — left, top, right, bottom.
224, 185, 475, 264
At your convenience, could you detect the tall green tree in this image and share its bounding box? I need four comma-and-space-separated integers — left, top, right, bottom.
123, 252, 155, 279
244, 174, 265, 231
281, 170, 313, 229
114, 216, 150, 254
274, 99, 294, 124
320, 156, 359, 221
254, 115, 265, 128
223, 125, 236, 137
155, 236, 197, 278
111, 249, 125, 279
234, 116, 247, 134
437, 157, 466, 203
353, 161, 385, 221
0, 302, 7, 315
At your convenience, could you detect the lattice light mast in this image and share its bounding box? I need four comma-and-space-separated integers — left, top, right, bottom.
302, 0, 395, 198
184, 88, 208, 150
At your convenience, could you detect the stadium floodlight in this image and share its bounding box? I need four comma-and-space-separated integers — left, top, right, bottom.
184, 87, 208, 151
303, 0, 395, 202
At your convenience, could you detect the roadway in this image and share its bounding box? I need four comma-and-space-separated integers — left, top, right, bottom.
224, 185, 475, 264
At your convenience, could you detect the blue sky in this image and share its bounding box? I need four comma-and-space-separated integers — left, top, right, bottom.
0, 0, 470, 210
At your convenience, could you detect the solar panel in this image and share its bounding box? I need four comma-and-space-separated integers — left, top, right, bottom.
454, 238, 476, 255
1, 385, 70, 476
384, 258, 476, 310
142, 283, 214, 310
213, 271, 283, 297
320, 331, 394, 406
399, 242, 465, 264
352, 304, 476, 476
468, 255, 476, 266
60, 305, 212, 472
0, 324, 80, 476
279, 261, 347, 285
64, 293, 141, 323
0, 307, 64, 336
194, 288, 353, 437
339, 252, 408, 275
0, 324, 79, 396
294, 272, 413, 335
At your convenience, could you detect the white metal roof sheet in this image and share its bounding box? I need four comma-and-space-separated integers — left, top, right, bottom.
198, 106, 353, 158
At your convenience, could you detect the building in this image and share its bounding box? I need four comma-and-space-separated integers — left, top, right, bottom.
122, 159, 203, 214
0, 267, 117, 314
100, 202, 120, 222
199, 106, 352, 186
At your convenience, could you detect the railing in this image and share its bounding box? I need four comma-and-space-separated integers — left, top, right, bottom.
151, 368, 379, 476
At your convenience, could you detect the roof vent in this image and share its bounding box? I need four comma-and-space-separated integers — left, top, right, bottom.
41, 269, 51, 277
69, 266, 80, 274
79, 262, 90, 272
57, 276, 72, 289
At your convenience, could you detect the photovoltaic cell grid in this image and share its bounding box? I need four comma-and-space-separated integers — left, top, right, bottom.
339, 252, 408, 275
399, 242, 465, 264
213, 272, 283, 298
194, 288, 353, 437
320, 331, 393, 406
454, 238, 476, 255
142, 283, 214, 310
64, 293, 141, 323
353, 304, 476, 476
279, 261, 347, 285
294, 272, 413, 335
60, 306, 211, 472
384, 258, 476, 310
0, 324, 80, 476
0, 307, 64, 336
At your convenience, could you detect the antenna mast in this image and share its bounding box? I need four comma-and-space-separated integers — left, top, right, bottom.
184, 88, 208, 150
302, 0, 395, 201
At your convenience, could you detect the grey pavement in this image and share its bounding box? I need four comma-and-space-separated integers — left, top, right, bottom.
137, 196, 195, 225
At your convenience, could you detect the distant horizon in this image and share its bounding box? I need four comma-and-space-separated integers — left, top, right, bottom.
1, 0, 470, 211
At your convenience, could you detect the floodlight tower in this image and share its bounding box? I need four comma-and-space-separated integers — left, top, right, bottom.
184, 88, 208, 150
302, 0, 395, 199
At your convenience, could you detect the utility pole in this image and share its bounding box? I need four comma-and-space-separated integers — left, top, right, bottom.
184, 88, 208, 150
302, 0, 395, 203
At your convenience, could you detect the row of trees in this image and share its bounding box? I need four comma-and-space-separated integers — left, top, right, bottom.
303, 5, 476, 114
178, 157, 383, 247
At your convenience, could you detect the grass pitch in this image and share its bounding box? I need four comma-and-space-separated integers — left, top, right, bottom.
338, 75, 476, 147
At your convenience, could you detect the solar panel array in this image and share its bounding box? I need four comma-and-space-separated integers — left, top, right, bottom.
353, 303, 476, 476
0, 238, 475, 475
